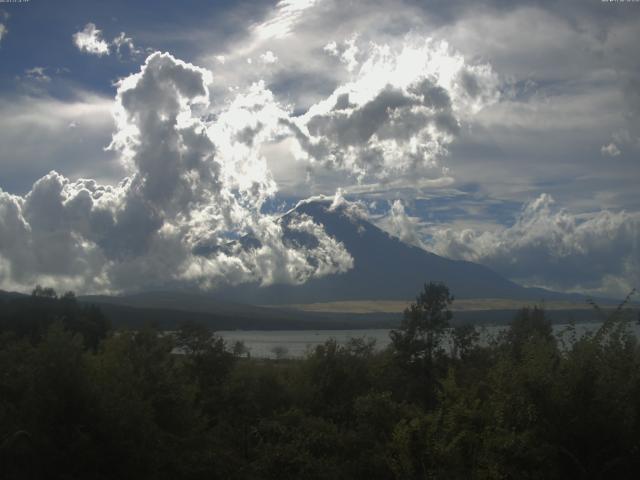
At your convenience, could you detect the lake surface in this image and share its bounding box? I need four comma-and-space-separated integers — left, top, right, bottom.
218, 322, 640, 359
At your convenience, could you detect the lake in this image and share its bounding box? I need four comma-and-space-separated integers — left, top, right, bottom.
218, 322, 640, 359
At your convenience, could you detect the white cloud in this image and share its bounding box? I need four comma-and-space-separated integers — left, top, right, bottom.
4, 1, 639, 296
426, 194, 640, 297
0, 11, 7, 45
260, 50, 278, 64
323, 41, 338, 56
197, 0, 638, 212
198, 31, 497, 197
376, 199, 427, 249
601, 142, 621, 157
72, 23, 143, 60
112, 32, 141, 59
285, 37, 499, 183
253, 0, 318, 42
324, 35, 359, 72
73, 23, 110, 56
0, 52, 353, 294
24, 66, 51, 82
367, 192, 640, 297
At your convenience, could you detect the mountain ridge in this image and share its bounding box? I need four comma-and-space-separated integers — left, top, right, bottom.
208, 199, 586, 304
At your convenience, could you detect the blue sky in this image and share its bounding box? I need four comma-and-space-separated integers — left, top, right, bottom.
0, 1, 271, 96
0, 0, 638, 297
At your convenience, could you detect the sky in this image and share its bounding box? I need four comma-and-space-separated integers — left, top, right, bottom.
0, 0, 638, 298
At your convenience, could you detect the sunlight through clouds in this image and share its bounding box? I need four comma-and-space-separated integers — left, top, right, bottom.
1, 0, 638, 298
0, 52, 353, 294
253, 0, 318, 41
286, 37, 499, 183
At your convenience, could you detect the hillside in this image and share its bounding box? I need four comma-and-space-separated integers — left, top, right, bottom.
210, 199, 585, 305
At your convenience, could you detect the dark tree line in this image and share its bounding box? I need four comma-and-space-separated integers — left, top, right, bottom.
0, 286, 109, 349
1, 283, 639, 479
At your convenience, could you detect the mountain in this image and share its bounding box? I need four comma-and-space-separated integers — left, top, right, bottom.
211, 199, 582, 305
1, 199, 595, 330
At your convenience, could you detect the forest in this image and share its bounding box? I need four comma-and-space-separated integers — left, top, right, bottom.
1, 283, 639, 479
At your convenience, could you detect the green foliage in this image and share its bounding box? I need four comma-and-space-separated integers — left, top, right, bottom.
504, 305, 554, 359
389, 281, 454, 406
1, 285, 639, 478
451, 323, 480, 360
390, 282, 454, 365
302, 337, 376, 420
0, 286, 109, 349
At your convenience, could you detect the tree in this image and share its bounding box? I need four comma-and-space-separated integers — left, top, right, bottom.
88, 327, 204, 478
271, 345, 289, 360
232, 340, 251, 358
390, 282, 454, 366
389, 282, 454, 407
303, 338, 376, 421
451, 324, 480, 360
31, 285, 57, 299
175, 321, 235, 418
0, 287, 108, 349
505, 305, 553, 360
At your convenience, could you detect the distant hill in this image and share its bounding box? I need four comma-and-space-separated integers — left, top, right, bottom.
2, 289, 628, 331
209, 199, 586, 305
77, 291, 399, 330
0, 289, 398, 330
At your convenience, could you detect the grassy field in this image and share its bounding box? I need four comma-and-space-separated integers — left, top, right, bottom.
263, 298, 598, 314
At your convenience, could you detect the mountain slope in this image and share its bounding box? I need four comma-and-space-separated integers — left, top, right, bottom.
211, 199, 578, 304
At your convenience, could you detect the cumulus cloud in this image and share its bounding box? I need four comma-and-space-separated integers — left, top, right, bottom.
112, 31, 142, 59
324, 35, 360, 72
186, 211, 353, 289
260, 50, 278, 64
24, 66, 51, 83
199, 0, 638, 212
601, 142, 621, 157
73, 23, 143, 60
73, 23, 110, 56
5, 0, 638, 298
197, 1, 503, 199
376, 200, 427, 249
205, 33, 496, 198
0, 52, 352, 294
427, 194, 640, 297
285, 37, 499, 184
